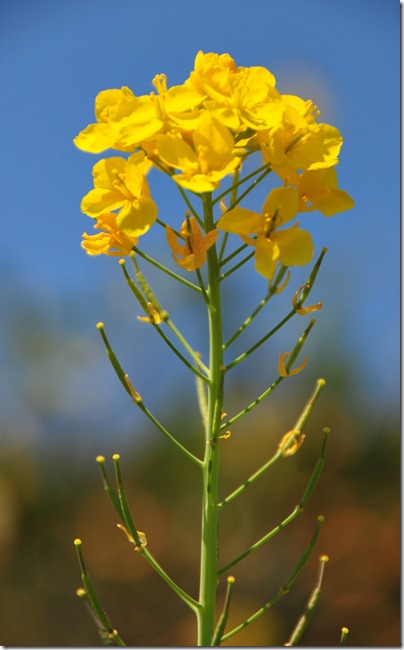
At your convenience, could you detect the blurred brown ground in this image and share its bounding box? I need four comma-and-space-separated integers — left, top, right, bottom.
0, 374, 399, 647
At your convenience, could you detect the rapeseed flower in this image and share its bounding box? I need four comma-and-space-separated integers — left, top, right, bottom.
154, 112, 240, 192
166, 216, 218, 271
217, 187, 314, 279
81, 212, 137, 256
81, 152, 157, 238
185, 51, 283, 134
297, 167, 355, 216
73, 86, 139, 154
257, 95, 343, 173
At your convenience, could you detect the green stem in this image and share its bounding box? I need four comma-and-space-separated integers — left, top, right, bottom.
220, 516, 325, 643
217, 169, 240, 263
96, 323, 202, 466
133, 246, 202, 294
211, 576, 236, 645
285, 554, 329, 646
219, 250, 255, 281
197, 192, 226, 646
74, 539, 126, 646
213, 161, 271, 207
120, 260, 208, 381
218, 449, 283, 508
112, 454, 200, 612
224, 265, 289, 349
220, 242, 249, 267
218, 428, 329, 575
217, 164, 273, 217
222, 320, 316, 429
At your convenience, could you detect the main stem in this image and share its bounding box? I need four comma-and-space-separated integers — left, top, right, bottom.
197, 193, 225, 646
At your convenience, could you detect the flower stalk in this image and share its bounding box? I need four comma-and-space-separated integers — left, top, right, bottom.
73, 49, 354, 646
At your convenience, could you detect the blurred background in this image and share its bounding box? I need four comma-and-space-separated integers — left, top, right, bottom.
0, 0, 400, 646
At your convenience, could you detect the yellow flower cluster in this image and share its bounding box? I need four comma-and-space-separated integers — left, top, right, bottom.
75, 51, 353, 276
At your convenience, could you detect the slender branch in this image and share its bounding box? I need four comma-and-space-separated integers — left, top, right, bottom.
133, 246, 202, 294
136, 399, 203, 467
218, 449, 282, 509
219, 516, 325, 643
111, 454, 201, 613
224, 266, 289, 349
96, 455, 125, 521
96, 323, 202, 467
219, 250, 255, 282
216, 164, 273, 219
225, 248, 326, 369
195, 267, 210, 305
221, 320, 316, 429
211, 576, 236, 646
176, 184, 204, 226
165, 317, 210, 376
213, 161, 271, 206
218, 428, 329, 575
131, 257, 210, 376
225, 308, 295, 371
74, 539, 126, 646
120, 260, 208, 382
217, 168, 240, 263
220, 242, 249, 268
284, 554, 329, 646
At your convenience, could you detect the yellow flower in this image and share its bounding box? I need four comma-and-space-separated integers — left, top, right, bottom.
80, 151, 158, 238
297, 167, 354, 216
185, 51, 238, 103
258, 95, 343, 172
166, 216, 218, 271
217, 187, 314, 279
74, 76, 204, 154
185, 51, 283, 134
81, 212, 137, 256
73, 86, 139, 154
154, 112, 240, 192
118, 74, 204, 149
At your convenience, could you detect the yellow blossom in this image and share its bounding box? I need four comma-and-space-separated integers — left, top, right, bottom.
154, 112, 241, 192
74, 75, 204, 154
297, 167, 354, 216
258, 95, 343, 172
118, 74, 204, 149
81, 151, 158, 238
217, 187, 314, 279
73, 86, 139, 153
185, 51, 284, 135
185, 51, 238, 103
166, 216, 218, 271
81, 212, 137, 256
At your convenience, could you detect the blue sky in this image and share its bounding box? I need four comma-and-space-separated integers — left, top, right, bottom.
0, 0, 399, 449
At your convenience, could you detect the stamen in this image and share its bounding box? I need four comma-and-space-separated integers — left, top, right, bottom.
116, 523, 147, 551
278, 351, 308, 377
292, 284, 323, 315
278, 429, 305, 456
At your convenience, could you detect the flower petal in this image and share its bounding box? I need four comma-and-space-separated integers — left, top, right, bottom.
262, 187, 298, 225
117, 197, 158, 237
273, 225, 314, 267
73, 123, 118, 154
254, 236, 280, 279
311, 189, 355, 216
81, 188, 126, 217
217, 207, 263, 235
